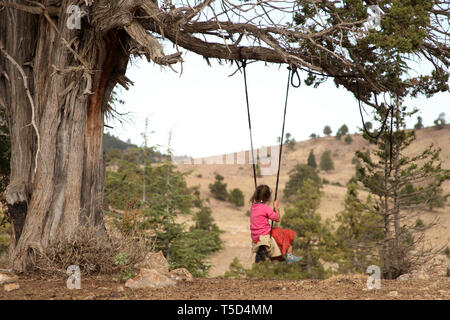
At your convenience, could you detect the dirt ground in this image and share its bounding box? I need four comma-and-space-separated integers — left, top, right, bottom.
0, 273, 448, 300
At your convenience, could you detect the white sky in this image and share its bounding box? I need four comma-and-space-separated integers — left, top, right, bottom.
106, 51, 449, 158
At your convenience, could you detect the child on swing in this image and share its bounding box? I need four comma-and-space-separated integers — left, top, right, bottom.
250, 184, 301, 264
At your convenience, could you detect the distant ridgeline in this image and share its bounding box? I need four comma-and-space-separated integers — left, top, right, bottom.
103, 132, 168, 164
103, 132, 137, 152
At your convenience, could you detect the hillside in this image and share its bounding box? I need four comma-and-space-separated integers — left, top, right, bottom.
176, 125, 450, 277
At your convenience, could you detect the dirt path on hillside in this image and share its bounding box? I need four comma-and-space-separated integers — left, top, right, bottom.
1, 274, 448, 300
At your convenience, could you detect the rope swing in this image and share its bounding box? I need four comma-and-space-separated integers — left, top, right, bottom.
238, 60, 301, 237
238, 60, 394, 239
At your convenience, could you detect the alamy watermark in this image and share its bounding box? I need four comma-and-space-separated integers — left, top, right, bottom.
176, 145, 280, 176
366, 265, 381, 290
66, 265, 81, 290
66, 5, 82, 30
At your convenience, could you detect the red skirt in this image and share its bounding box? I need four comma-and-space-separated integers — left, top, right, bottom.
271, 227, 296, 257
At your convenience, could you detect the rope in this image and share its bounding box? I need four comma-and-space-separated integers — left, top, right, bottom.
270, 65, 299, 238
239, 59, 258, 189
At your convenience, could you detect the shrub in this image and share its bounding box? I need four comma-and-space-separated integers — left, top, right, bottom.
344, 135, 353, 145
307, 150, 317, 168
283, 164, 322, 199
228, 188, 245, 207
433, 112, 446, 130
209, 174, 228, 201
414, 218, 424, 229
323, 125, 332, 136
33, 226, 147, 277
444, 246, 450, 258
320, 150, 334, 171
223, 257, 247, 279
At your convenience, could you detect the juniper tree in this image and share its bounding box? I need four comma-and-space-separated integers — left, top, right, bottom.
323, 126, 332, 137
320, 150, 334, 171
336, 124, 349, 140
433, 113, 446, 130
284, 163, 321, 200
228, 188, 245, 207
0, 0, 447, 271
307, 150, 317, 169
414, 116, 424, 130
209, 174, 228, 201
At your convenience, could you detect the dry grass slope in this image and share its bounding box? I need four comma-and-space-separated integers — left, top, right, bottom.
176, 126, 450, 277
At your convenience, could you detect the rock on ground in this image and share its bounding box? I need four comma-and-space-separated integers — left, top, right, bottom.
169, 268, 193, 282
134, 251, 169, 275
0, 273, 19, 285
3, 283, 20, 292
125, 268, 175, 289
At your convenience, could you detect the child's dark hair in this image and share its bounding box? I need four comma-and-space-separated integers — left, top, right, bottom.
250, 184, 272, 204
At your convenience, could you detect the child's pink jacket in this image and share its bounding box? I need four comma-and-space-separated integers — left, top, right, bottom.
250, 203, 280, 242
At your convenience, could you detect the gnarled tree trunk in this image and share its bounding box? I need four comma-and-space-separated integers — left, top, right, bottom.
0, 2, 131, 272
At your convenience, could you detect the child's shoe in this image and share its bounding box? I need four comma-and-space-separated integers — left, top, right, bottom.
285, 253, 302, 264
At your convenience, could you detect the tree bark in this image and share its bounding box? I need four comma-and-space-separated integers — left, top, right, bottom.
0, 3, 130, 272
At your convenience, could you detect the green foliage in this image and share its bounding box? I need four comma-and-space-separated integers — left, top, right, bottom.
282, 179, 336, 276
310, 133, 317, 139
113, 252, 137, 281
355, 103, 449, 278
414, 116, 424, 130
320, 150, 334, 171
336, 124, 349, 140
0, 211, 10, 256
414, 218, 424, 229
344, 135, 353, 145
283, 163, 322, 200
323, 125, 332, 136
106, 144, 223, 277
228, 188, 245, 207
209, 174, 228, 201
103, 132, 137, 153
223, 257, 247, 279
307, 150, 317, 168
191, 206, 216, 231
433, 112, 446, 130
284, 132, 296, 151
335, 183, 383, 273
444, 246, 450, 259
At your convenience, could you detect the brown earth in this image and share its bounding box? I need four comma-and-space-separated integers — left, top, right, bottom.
176, 126, 450, 277
0, 273, 448, 300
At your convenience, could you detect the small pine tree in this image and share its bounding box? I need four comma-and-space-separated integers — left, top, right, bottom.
320, 150, 334, 171
344, 135, 353, 145
307, 150, 317, 169
209, 174, 228, 201
336, 124, 349, 140
433, 112, 446, 130
335, 183, 383, 273
282, 179, 335, 275
323, 125, 332, 136
228, 188, 245, 207
414, 116, 424, 130
284, 164, 322, 199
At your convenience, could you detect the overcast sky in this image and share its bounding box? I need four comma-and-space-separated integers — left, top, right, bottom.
106, 51, 449, 158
